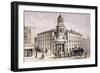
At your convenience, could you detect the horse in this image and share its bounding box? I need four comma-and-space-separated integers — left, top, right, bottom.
71, 47, 84, 56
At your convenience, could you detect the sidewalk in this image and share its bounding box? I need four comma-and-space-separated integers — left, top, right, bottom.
24, 52, 88, 62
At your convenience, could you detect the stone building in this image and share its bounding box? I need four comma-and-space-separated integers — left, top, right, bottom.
36, 14, 82, 57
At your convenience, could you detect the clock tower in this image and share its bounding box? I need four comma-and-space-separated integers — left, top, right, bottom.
56, 14, 65, 39
53, 14, 66, 58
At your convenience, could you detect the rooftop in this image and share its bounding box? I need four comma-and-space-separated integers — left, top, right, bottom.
37, 29, 82, 36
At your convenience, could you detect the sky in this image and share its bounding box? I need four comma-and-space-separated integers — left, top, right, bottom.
24, 11, 90, 38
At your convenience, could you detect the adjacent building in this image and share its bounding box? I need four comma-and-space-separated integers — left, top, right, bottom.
24, 27, 35, 57
81, 37, 90, 57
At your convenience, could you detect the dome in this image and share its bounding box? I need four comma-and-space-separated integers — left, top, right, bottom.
58, 14, 64, 20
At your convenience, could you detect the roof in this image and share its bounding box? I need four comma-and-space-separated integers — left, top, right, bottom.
37, 29, 56, 35
58, 13, 64, 20
37, 29, 82, 36
66, 29, 82, 36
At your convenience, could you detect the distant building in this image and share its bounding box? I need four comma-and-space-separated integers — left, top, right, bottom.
81, 37, 90, 57
36, 14, 82, 57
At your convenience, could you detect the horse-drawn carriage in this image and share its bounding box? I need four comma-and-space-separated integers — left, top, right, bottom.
71, 47, 84, 56
53, 47, 85, 58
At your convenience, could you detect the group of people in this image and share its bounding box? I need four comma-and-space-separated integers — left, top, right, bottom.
35, 47, 48, 59
34, 47, 88, 59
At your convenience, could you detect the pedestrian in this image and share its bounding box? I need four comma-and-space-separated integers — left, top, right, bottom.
85, 51, 87, 58
41, 53, 44, 59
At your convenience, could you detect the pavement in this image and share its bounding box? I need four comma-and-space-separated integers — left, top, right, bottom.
24, 52, 89, 62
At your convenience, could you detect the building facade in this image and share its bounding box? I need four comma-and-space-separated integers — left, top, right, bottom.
24, 27, 35, 57
36, 14, 82, 57
81, 37, 90, 57
37, 30, 54, 54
